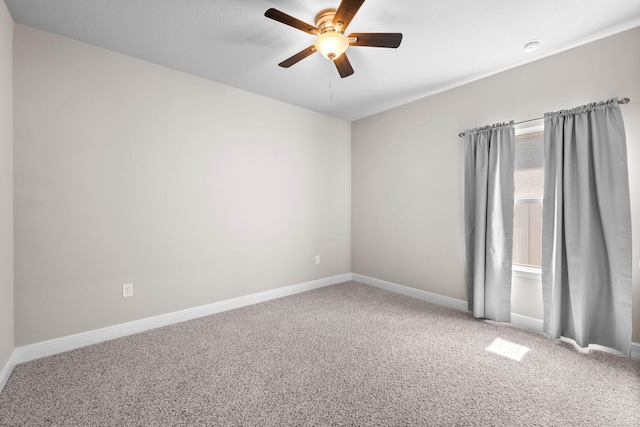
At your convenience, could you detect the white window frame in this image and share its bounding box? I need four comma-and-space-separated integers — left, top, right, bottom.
513, 121, 544, 281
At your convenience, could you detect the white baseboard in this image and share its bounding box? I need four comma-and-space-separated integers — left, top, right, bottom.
353, 273, 543, 333
631, 342, 640, 360
10, 273, 351, 368
510, 313, 544, 333
352, 273, 469, 312
0, 350, 18, 393
2, 271, 637, 390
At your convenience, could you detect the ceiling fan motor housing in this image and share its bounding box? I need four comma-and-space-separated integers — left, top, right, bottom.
315, 9, 339, 32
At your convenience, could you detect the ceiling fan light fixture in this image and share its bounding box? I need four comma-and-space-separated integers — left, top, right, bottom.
315, 31, 349, 60
265, 1, 403, 77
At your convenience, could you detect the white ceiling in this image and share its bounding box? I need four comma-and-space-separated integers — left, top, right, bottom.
5, 0, 640, 121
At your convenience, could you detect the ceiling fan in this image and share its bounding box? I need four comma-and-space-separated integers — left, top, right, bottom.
264, 0, 402, 78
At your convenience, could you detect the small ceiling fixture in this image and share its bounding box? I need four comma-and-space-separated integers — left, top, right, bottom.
265, 0, 403, 78
523, 39, 541, 53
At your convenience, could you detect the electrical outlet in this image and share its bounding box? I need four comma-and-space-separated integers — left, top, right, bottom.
315, 255, 320, 264
122, 283, 133, 298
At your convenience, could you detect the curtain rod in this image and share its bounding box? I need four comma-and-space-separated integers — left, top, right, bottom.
457, 97, 631, 137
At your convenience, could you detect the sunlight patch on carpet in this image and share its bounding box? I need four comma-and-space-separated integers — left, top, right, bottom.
486, 338, 530, 361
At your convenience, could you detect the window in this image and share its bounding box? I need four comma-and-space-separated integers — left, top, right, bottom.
513, 122, 544, 273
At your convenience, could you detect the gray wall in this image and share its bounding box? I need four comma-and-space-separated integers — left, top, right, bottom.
352, 27, 640, 343
0, 1, 13, 368
10, 22, 640, 349
13, 25, 351, 346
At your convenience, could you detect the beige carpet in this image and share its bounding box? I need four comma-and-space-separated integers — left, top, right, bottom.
1, 281, 639, 426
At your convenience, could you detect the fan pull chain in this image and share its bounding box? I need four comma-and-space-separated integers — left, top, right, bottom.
329, 66, 334, 101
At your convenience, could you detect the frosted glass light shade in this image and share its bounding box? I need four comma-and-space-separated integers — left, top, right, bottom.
315, 31, 349, 60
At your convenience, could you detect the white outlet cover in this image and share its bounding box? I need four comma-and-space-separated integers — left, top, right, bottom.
122, 283, 133, 298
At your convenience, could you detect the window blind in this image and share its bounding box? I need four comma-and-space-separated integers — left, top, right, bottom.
514, 131, 544, 200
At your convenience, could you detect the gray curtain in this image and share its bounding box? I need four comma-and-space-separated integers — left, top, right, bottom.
464, 122, 515, 322
542, 98, 632, 355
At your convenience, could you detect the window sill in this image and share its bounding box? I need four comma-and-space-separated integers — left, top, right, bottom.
513, 265, 541, 280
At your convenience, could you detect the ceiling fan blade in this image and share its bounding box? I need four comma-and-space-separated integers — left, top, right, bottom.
348, 33, 403, 48
333, 0, 366, 31
334, 53, 354, 78
265, 8, 320, 35
278, 46, 317, 68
